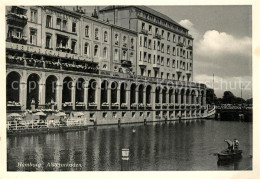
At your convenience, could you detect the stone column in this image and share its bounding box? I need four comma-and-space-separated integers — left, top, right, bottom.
117, 84, 121, 104
96, 86, 101, 110
178, 93, 181, 105
198, 95, 201, 105
84, 85, 88, 109
39, 83, 46, 106
203, 93, 206, 106
135, 89, 139, 108
20, 70, 27, 110
20, 81, 27, 111
143, 89, 146, 105
108, 87, 111, 109
126, 89, 130, 109
56, 84, 63, 110
172, 90, 175, 105
71, 82, 76, 110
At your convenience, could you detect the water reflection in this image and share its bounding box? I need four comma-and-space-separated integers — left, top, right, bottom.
7, 120, 252, 171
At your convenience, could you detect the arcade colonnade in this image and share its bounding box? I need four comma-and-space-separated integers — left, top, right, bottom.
6, 69, 207, 120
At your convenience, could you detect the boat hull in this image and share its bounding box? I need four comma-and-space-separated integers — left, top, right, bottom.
217, 150, 242, 161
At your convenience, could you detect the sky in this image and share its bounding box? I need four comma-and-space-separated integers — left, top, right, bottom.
67, 6, 252, 99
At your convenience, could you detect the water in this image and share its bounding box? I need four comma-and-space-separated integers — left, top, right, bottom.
7, 120, 252, 171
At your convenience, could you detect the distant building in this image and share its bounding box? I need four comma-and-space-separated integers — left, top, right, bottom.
6, 6, 207, 124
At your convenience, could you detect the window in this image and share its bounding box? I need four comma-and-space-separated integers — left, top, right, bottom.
114, 49, 119, 60
167, 73, 170, 79
143, 52, 147, 61
178, 36, 181, 42
104, 31, 108, 42
30, 9, 37, 23
148, 70, 151, 77
167, 32, 170, 41
157, 55, 160, 64
153, 40, 156, 50
144, 37, 147, 47
167, 58, 170, 67
167, 45, 170, 54
173, 47, 176, 56
190, 63, 192, 70
71, 40, 77, 53
161, 44, 164, 53
148, 39, 151, 49
173, 34, 176, 42
103, 47, 108, 58
84, 42, 89, 55
115, 34, 119, 45
72, 22, 77, 33
149, 25, 152, 33
131, 38, 134, 49
161, 72, 164, 79
155, 28, 158, 34
103, 64, 107, 69
123, 36, 127, 46
62, 20, 67, 31
172, 74, 175, 80
94, 28, 99, 40
161, 57, 164, 66
161, 30, 164, 38
123, 50, 127, 60
142, 22, 145, 30
139, 36, 142, 47
56, 18, 61, 29
85, 26, 89, 37
177, 48, 179, 56
94, 45, 99, 57
148, 54, 151, 63
29, 29, 37, 45
172, 59, 175, 68
45, 34, 52, 49
46, 15, 52, 28
157, 41, 160, 51
139, 51, 142, 61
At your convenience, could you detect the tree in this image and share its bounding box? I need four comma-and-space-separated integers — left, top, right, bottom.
206, 88, 217, 104
222, 91, 236, 104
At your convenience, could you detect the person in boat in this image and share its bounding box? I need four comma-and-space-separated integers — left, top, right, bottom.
233, 139, 240, 151
224, 139, 233, 153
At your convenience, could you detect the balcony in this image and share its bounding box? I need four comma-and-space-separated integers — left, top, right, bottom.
153, 63, 160, 69
177, 42, 184, 47
138, 61, 146, 67
6, 36, 27, 45
6, 13, 28, 27
187, 45, 193, 50
139, 29, 148, 36
56, 47, 72, 53
153, 33, 161, 40
121, 60, 132, 68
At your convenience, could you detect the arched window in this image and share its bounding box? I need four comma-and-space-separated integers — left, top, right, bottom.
94, 45, 99, 57
85, 25, 89, 37
103, 47, 107, 58
122, 51, 126, 60
114, 49, 119, 60
84, 42, 89, 55
95, 28, 99, 40
123, 36, 127, 47
115, 34, 119, 45
104, 31, 108, 42
103, 64, 107, 69
131, 38, 134, 49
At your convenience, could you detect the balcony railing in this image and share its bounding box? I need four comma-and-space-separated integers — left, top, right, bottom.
177, 42, 184, 47
6, 36, 27, 45
6, 12, 28, 26
187, 45, 193, 50
121, 60, 132, 67
153, 33, 161, 40
140, 29, 148, 35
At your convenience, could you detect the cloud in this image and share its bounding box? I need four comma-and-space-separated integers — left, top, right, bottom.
197, 30, 251, 57
179, 19, 200, 40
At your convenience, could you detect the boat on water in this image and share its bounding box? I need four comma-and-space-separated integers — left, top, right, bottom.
217, 139, 242, 161
217, 149, 242, 161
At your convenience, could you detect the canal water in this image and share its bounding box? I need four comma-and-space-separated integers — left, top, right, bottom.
7, 120, 252, 171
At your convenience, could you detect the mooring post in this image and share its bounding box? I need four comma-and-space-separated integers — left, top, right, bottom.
121, 148, 129, 171
144, 118, 147, 125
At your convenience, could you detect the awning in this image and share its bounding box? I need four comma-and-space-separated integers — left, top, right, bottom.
33, 111, 47, 116
72, 112, 84, 117
8, 113, 22, 118
55, 112, 66, 117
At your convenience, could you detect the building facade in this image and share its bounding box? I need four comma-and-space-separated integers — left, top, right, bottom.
6, 6, 207, 125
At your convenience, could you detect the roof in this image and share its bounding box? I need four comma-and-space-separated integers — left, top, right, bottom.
99, 6, 188, 31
